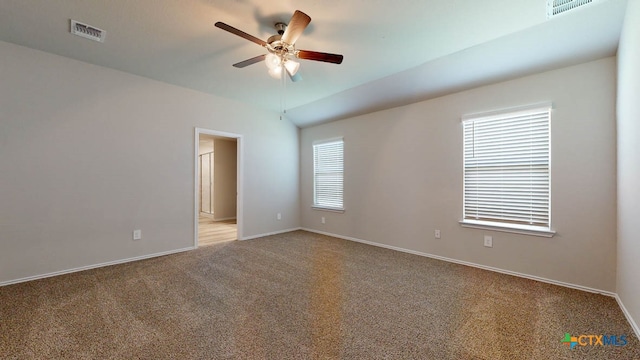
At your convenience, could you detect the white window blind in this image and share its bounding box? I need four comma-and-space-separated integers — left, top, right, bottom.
313, 139, 344, 211
463, 106, 551, 231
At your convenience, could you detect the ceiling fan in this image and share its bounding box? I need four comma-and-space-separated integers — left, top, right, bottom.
215, 10, 344, 82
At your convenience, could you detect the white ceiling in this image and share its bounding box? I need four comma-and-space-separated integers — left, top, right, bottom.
0, 0, 628, 127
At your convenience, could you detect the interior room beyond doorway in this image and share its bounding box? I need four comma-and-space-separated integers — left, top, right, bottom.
198, 135, 238, 245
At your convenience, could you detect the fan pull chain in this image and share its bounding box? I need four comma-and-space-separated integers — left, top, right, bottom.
279, 69, 287, 120
283, 70, 287, 114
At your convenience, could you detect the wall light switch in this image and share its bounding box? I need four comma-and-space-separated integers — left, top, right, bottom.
133, 229, 142, 240
435, 230, 441, 239
321, 217, 326, 224
277, 213, 282, 220
484, 235, 493, 248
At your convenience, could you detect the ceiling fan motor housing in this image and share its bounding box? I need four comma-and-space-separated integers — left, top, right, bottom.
266, 34, 296, 60
267, 34, 282, 45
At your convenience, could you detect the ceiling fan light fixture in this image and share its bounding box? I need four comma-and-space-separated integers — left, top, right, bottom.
268, 66, 283, 79
284, 59, 300, 76
265, 53, 281, 70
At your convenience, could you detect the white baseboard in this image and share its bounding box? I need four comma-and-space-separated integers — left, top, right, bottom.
615, 294, 640, 339
1, 227, 304, 286
301, 228, 616, 297
240, 227, 302, 241
303, 228, 640, 336
5, 227, 636, 339
0, 246, 195, 287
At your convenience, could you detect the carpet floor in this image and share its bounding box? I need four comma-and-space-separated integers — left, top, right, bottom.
1, 230, 638, 359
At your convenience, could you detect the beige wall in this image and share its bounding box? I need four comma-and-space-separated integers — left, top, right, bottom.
199, 138, 214, 155
198, 136, 214, 215
617, 0, 640, 333
0, 41, 300, 284
213, 139, 237, 220
301, 57, 617, 292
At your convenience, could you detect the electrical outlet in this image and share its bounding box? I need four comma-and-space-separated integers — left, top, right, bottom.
435, 229, 441, 239
133, 229, 142, 240
321, 217, 326, 224
484, 235, 493, 248
277, 213, 282, 220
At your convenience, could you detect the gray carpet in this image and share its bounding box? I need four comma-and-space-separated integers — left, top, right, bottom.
1, 230, 638, 359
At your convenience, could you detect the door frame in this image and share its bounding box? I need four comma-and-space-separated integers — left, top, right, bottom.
194, 128, 243, 247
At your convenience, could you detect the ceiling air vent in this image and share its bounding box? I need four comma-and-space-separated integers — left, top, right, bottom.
70, 20, 106, 42
546, 0, 601, 18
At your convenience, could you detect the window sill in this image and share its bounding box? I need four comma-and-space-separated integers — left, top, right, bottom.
459, 220, 556, 238
312, 206, 345, 213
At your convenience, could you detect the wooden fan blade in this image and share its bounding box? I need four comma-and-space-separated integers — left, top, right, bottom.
281, 10, 311, 45
233, 54, 266, 68
215, 22, 266, 47
296, 50, 344, 64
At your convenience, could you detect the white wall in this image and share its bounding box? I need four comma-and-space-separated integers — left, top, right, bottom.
213, 139, 237, 220
301, 57, 617, 292
617, 0, 640, 334
0, 41, 300, 284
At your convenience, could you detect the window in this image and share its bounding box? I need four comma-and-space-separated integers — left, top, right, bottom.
313, 138, 344, 211
461, 105, 554, 237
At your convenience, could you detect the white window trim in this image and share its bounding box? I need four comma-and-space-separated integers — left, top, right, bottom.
460, 103, 555, 238
312, 137, 345, 212
459, 219, 556, 238
311, 206, 345, 213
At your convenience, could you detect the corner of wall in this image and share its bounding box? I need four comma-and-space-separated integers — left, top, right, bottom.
616, 0, 640, 339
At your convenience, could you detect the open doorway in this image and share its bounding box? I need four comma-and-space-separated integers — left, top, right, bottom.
194, 128, 242, 247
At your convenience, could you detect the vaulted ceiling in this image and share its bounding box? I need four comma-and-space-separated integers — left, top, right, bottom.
0, 0, 628, 127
